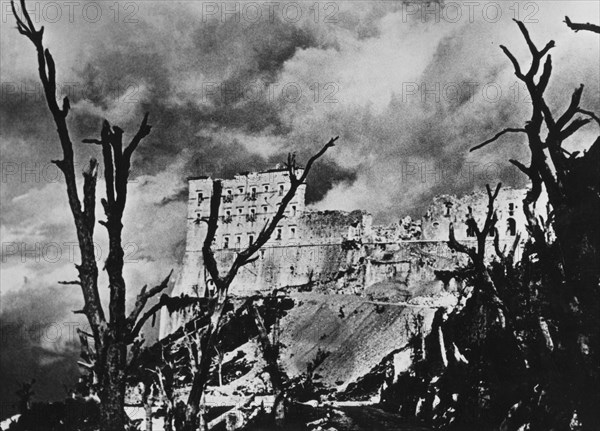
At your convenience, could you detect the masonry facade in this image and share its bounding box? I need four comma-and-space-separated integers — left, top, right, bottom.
159, 168, 537, 337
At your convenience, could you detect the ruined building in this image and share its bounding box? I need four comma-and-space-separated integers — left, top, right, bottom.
160, 167, 533, 338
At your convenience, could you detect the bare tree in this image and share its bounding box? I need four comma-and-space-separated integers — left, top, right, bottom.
249, 295, 287, 427
447, 184, 509, 324
448, 183, 501, 269
470, 18, 600, 427
146, 349, 178, 431
182, 139, 337, 430
11, 1, 191, 428
471, 19, 600, 282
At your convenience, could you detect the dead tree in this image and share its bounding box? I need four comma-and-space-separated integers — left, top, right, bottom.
249, 296, 286, 427
471, 19, 600, 282
471, 19, 600, 427
182, 138, 337, 430
146, 349, 178, 431
447, 184, 508, 323
11, 1, 190, 428
448, 183, 501, 270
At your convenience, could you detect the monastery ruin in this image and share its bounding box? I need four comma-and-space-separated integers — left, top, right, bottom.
160, 167, 532, 341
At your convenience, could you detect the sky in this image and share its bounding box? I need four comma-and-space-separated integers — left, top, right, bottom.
1, 0, 599, 406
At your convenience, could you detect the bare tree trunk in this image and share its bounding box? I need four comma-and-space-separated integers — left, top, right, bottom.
181, 140, 336, 429
471, 18, 600, 428
145, 400, 153, 431
250, 303, 286, 426
98, 343, 128, 430
10, 3, 189, 429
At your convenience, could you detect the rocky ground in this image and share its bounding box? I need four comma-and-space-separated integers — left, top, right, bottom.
244, 403, 431, 431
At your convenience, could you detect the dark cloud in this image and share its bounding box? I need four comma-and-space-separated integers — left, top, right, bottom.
1, 281, 85, 414
304, 158, 358, 204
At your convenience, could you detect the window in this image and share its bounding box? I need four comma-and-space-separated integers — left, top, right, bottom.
263, 206, 268, 212
276, 228, 282, 240
223, 237, 229, 249
467, 224, 476, 237
249, 235, 254, 245
238, 187, 244, 194
508, 202, 515, 216
251, 187, 256, 197
279, 184, 284, 196
264, 185, 269, 192
236, 236, 241, 248
197, 192, 204, 205
247, 208, 257, 222
507, 218, 517, 236
290, 227, 296, 239
292, 205, 297, 216
445, 202, 452, 217
238, 208, 243, 215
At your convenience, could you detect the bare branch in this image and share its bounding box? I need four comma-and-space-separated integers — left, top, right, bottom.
471, 128, 526, 152
123, 112, 152, 165
538, 55, 553, 94
512, 19, 555, 78
564, 16, 600, 34
479, 184, 501, 260
298, 136, 338, 184
127, 269, 174, 329
508, 232, 522, 263
493, 227, 506, 259
82, 158, 98, 229
202, 180, 224, 290
556, 85, 585, 131
128, 294, 201, 342
225, 138, 337, 283
500, 45, 525, 80
448, 184, 501, 266
577, 108, 600, 126
509, 159, 531, 177
448, 222, 477, 262
58, 280, 81, 286
560, 118, 591, 141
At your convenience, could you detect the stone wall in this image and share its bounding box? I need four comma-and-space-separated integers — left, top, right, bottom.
421, 187, 537, 241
